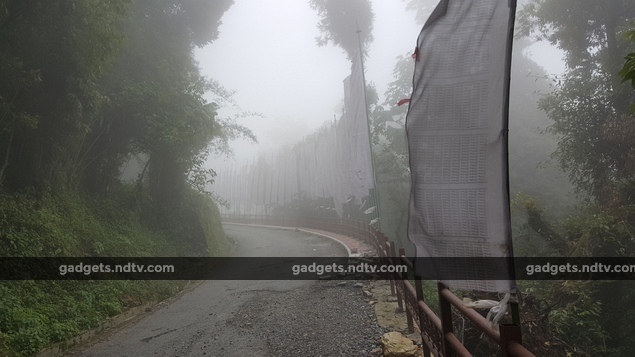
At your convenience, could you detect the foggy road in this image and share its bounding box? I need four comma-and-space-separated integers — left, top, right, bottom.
69, 225, 383, 357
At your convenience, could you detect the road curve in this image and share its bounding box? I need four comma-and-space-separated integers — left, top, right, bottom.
69, 224, 383, 356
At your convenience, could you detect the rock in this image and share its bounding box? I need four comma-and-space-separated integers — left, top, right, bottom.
381, 332, 418, 357
405, 332, 422, 345
353, 282, 364, 288
336, 281, 347, 286
369, 300, 377, 305
363, 290, 373, 297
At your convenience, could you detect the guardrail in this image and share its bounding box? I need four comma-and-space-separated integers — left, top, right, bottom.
221, 213, 535, 357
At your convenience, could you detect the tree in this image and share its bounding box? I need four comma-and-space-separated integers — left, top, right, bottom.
309, 0, 374, 60
76, 0, 257, 248
402, 0, 439, 26
0, 0, 254, 250
518, 0, 635, 204
77, 0, 236, 195
366, 55, 412, 250
517, 2, 635, 355
0, 0, 130, 190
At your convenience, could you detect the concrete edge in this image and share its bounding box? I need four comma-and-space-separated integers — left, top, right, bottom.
221, 222, 352, 257
36, 301, 157, 357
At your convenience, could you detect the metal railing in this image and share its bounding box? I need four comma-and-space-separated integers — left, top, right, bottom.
221, 214, 535, 357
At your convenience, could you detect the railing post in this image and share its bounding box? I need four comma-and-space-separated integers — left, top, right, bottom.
414, 275, 432, 357
397, 249, 406, 316
387, 241, 396, 296
438, 282, 456, 357
400, 257, 416, 334
500, 324, 522, 357
372, 226, 378, 251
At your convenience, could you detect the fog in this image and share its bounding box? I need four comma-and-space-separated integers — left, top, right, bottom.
196, 0, 565, 171
2, 1, 634, 354
200, 0, 575, 246
196, 0, 421, 166
199, 0, 575, 235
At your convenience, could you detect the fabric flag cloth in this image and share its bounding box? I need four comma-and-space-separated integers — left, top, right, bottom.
334, 48, 375, 216
216, 49, 376, 221
405, 0, 516, 293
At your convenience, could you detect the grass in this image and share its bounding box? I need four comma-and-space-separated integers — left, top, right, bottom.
0, 186, 228, 356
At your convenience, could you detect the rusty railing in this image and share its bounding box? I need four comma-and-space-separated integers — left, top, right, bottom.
220, 213, 535, 357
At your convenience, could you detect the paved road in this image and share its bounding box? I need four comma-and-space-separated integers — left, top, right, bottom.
69, 225, 383, 357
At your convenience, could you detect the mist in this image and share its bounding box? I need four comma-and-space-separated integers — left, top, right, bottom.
2, 0, 634, 355
197, 1, 565, 170
200, 1, 571, 229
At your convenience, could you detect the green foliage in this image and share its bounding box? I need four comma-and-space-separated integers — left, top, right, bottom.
0, 1, 239, 355
364, 55, 412, 251
619, 27, 635, 89
81, 0, 254, 228
309, 0, 374, 60
0, 0, 249, 206
0, 189, 181, 257
518, 0, 635, 203
515, 280, 611, 355
0, 280, 187, 356
0, 188, 217, 355
621, 52, 635, 89
514, 4, 635, 351
0, 0, 131, 190
370, 38, 574, 252
512, 7, 635, 350
188, 190, 231, 256
514, 193, 635, 354
0, 192, 78, 256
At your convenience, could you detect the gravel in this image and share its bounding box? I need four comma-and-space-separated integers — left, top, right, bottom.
68, 225, 388, 357
225, 279, 386, 357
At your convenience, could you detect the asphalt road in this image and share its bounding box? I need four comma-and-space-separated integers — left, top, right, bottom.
69, 224, 382, 357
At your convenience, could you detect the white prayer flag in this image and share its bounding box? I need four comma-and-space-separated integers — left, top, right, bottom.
405, 0, 517, 292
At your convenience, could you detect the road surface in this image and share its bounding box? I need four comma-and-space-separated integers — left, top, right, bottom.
69, 224, 384, 356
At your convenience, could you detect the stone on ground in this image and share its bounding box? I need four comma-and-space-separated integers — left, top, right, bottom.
381, 331, 418, 357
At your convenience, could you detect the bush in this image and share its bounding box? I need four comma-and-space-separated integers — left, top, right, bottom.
0, 187, 226, 355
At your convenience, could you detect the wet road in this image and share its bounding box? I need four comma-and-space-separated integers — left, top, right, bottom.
70, 224, 351, 357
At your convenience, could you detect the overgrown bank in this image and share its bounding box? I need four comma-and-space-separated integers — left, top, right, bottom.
0, 1, 247, 355
0, 186, 230, 356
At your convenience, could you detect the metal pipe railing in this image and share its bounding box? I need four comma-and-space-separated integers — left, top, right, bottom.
220, 214, 535, 356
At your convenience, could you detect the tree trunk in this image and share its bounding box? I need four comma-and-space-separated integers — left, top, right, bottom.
0, 125, 14, 186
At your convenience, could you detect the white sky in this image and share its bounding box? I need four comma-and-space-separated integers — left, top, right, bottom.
196, 0, 566, 169
526, 41, 566, 75
196, 0, 422, 167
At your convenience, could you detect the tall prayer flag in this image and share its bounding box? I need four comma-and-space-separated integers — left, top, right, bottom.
405, 0, 517, 292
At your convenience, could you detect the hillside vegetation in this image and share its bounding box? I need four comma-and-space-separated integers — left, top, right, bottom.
0, 1, 246, 355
